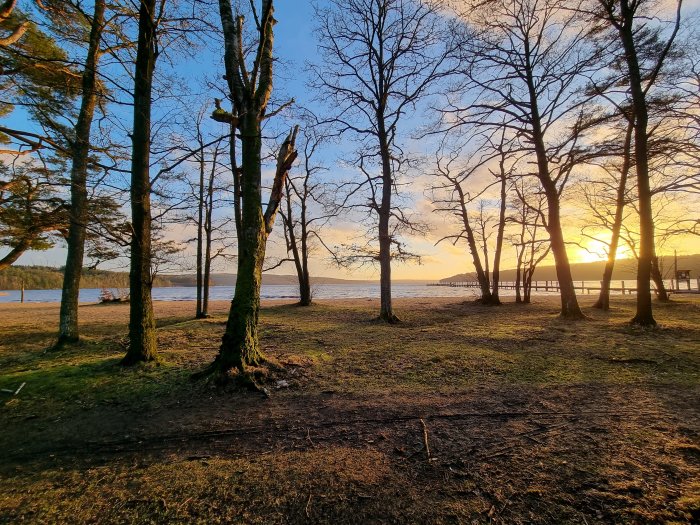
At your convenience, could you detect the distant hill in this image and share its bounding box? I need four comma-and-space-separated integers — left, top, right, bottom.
0, 266, 173, 290
440, 254, 700, 283
165, 273, 380, 287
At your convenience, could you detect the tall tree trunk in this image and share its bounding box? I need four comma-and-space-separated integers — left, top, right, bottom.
594, 120, 633, 311
298, 181, 312, 306
455, 186, 491, 302
543, 193, 583, 318
196, 151, 204, 318
284, 179, 312, 306
489, 171, 507, 305
377, 119, 398, 323
202, 233, 212, 316
122, 0, 158, 365
651, 256, 669, 301
56, 0, 105, 346
616, 1, 657, 326
198, 0, 296, 383
524, 271, 532, 303
211, 114, 267, 377
202, 148, 216, 317
515, 254, 523, 304
525, 51, 583, 319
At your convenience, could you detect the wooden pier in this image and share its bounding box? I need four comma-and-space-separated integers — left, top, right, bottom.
429, 278, 700, 295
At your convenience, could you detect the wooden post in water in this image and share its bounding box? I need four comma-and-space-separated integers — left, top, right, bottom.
621, 281, 625, 295
20, 278, 24, 303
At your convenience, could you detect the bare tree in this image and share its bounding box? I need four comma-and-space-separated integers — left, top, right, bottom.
313, 0, 454, 323
181, 108, 233, 318
195, 0, 298, 385
431, 139, 495, 303
510, 178, 551, 303
446, 0, 601, 319
279, 121, 335, 306
578, 119, 635, 310
583, 0, 683, 325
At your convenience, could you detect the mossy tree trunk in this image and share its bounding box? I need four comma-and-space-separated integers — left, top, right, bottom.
57, 0, 105, 347
208, 116, 298, 381
201, 0, 297, 382
122, 0, 159, 365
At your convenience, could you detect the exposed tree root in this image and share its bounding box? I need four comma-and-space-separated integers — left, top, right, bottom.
191, 354, 286, 398
47, 336, 80, 353
377, 313, 401, 324
630, 315, 658, 328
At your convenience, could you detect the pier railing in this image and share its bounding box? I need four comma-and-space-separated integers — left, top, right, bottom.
428, 278, 700, 295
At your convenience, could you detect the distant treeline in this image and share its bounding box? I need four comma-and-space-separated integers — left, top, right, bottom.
441, 254, 700, 284
0, 266, 173, 290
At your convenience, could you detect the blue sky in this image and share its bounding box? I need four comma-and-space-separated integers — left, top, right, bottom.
3, 0, 700, 281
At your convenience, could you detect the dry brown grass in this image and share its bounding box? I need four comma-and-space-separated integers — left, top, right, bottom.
1, 296, 699, 524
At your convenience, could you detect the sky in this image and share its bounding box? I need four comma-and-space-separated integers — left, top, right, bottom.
3, 0, 700, 281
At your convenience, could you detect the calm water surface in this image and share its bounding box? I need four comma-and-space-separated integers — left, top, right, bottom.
0, 279, 671, 303
0, 284, 482, 303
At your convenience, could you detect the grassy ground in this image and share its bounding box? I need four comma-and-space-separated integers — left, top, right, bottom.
0, 296, 699, 524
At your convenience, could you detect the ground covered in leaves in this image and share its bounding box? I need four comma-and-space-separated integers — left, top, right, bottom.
0, 295, 699, 524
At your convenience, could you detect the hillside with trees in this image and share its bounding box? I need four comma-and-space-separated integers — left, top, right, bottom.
440, 254, 700, 284
0, 266, 172, 290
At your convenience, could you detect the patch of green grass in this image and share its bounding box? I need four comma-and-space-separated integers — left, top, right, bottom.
2, 297, 698, 418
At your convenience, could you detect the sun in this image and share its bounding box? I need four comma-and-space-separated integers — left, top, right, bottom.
574, 239, 632, 264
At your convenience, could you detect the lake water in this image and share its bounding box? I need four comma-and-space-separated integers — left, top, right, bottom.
0, 280, 687, 303
0, 284, 479, 303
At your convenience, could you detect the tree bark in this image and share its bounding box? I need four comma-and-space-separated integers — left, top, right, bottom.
122, 0, 159, 365
196, 150, 204, 318
651, 255, 669, 302
298, 176, 312, 306
593, 121, 633, 311
204, 117, 296, 382
614, 0, 657, 326
543, 192, 583, 318
377, 117, 399, 323
527, 98, 583, 318
0, 237, 31, 271
217, 119, 267, 373
489, 169, 508, 305
202, 147, 216, 317
57, 0, 105, 347
198, 0, 297, 383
